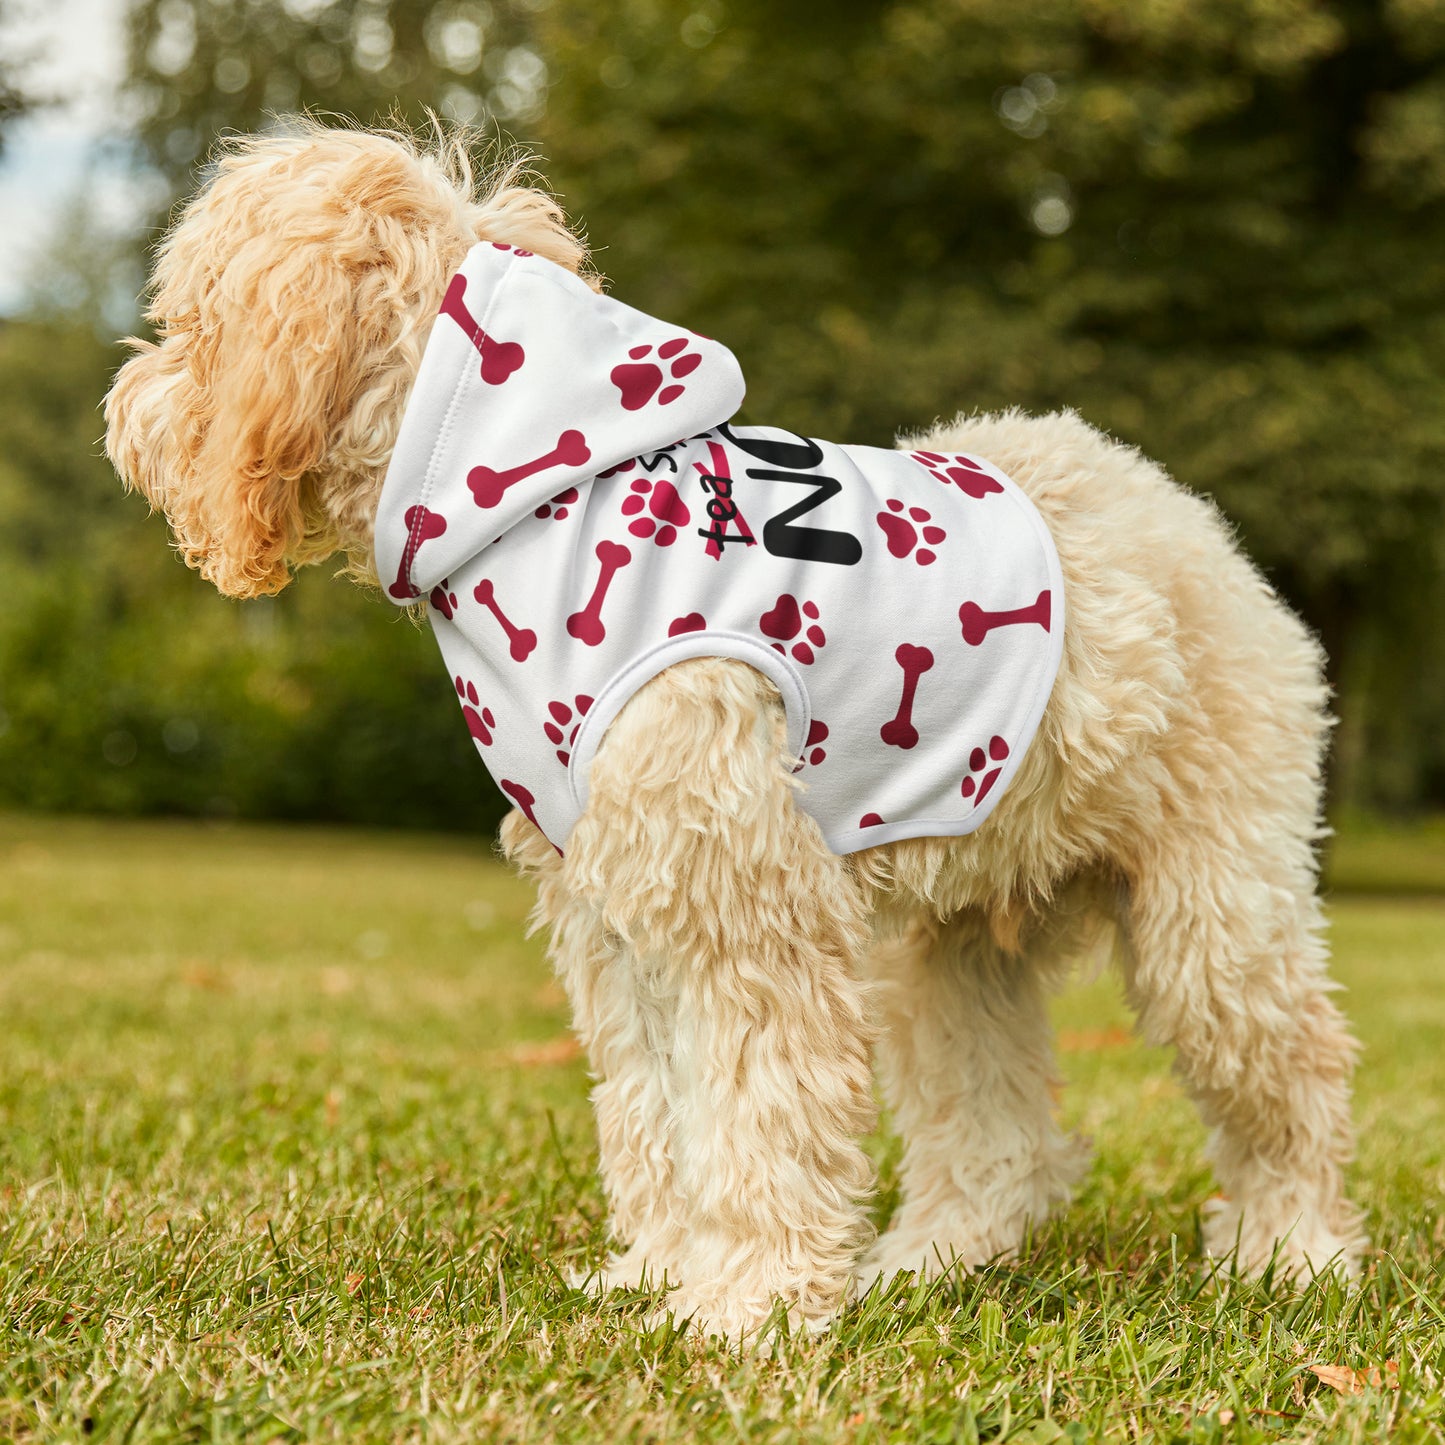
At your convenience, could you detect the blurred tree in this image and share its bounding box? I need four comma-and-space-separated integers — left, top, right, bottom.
124, 0, 542, 190
532, 0, 1445, 807
0, 0, 36, 153
17, 0, 1437, 825
0, 316, 502, 832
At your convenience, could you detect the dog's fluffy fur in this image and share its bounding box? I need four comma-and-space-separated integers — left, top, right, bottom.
106, 121, 1365, 1342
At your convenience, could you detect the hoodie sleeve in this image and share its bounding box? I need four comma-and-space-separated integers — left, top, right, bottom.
375, 243, 747, 602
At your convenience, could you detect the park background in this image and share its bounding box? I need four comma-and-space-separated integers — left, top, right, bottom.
4, 0, 1445, 831
5, 3, 1445, 1439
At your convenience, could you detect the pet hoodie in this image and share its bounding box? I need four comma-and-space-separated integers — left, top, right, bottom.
374, 242, 1065, 854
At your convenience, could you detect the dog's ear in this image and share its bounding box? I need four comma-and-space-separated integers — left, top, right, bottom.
105, 331, 200, 549
185, 242, 354, 598
105, 125, 594, 598
104, 129, 435, 599
109, 237, 369, 599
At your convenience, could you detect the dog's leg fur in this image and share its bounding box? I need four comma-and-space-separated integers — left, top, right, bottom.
501, 812, 690, 1291
559, 658, 877, 1341
1122, 840, 1364, 1278
897, 409, 1365, 1280
858, 912, 1089, 1287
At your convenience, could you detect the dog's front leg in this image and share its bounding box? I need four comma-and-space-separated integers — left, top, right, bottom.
501, 808, 688, 1290
564, 658, 878, 1344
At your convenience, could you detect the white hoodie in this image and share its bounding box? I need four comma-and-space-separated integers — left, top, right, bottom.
374, 243, 1064, 854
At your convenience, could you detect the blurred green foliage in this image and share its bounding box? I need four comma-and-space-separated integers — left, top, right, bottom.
3, 0, 1445, 826
0, 318, 498, 830
0, 1, 32, 154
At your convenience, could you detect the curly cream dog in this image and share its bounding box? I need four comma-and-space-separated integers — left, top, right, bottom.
105, 122, 1364, 1342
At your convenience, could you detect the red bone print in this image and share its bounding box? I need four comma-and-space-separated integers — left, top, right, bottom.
388, 505, 447, 600
959, 590, 1052, 646
473, 577, 538, 662
669, 612, 706, 636
468, 430, 591, 510
439, 273, 526, 385
880, 644, 934, 750
567, 540, 633, 646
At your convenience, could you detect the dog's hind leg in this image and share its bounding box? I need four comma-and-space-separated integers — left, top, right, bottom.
1121, 832, 1365, 1279
1103, 572, 1362, 1277
859, 911, 1089, 1290
564, 658, 878, 1343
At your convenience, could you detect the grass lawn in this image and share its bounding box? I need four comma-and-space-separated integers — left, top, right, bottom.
1, 812, 1442, 1443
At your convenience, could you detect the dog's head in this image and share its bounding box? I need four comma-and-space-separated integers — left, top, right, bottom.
105, 120, 590, 597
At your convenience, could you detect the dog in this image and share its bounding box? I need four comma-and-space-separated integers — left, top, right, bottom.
105, 121, 1365, 1342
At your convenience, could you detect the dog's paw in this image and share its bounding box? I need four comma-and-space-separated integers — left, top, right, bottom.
856, 1229, 1005, 1296
1201, 1196, 1366, 1282
570, 1245, 675, 1296
860, 1133, 1092, 1295
645, 1288, 835, 1351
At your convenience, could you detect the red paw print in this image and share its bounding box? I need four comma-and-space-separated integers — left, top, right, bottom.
611, 337, 702, 410
912, 450, 1005, 499
544, 694, 595, 766
961, 734, 1009, 806
429, 581, 459, 619
454, 676, 495, 747
534, 486, 579, 522
805, 719, 828, 765
621, 476, 690, 546
876, 499, 946, 564
760, 594, 826, 664
792, 719, 831, 773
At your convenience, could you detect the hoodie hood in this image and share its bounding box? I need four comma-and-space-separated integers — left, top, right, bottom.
375, 243, 747, 602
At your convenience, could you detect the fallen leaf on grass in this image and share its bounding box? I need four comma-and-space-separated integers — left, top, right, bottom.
345, 1273, 365, 1296
500, 1037, 584, 1067
1056, 1027, 1134, 1052
179, 961, 230, 992
1310, 1362, 1399, 1395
